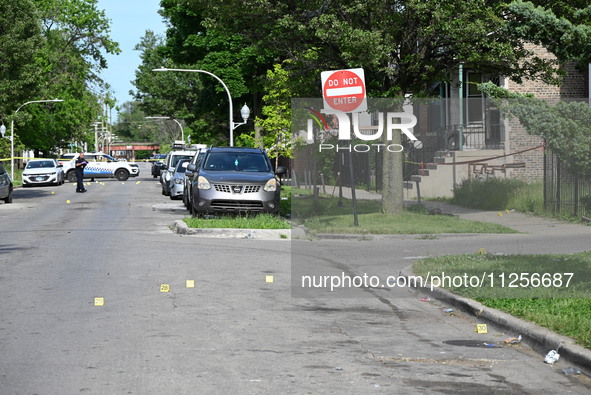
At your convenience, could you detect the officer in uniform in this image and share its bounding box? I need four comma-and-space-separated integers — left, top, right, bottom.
75, 152, 87, 193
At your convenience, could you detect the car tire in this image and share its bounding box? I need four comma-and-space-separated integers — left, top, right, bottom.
115, 169, 129, 181
66, 171, 77, 183
4, 188, 12, 203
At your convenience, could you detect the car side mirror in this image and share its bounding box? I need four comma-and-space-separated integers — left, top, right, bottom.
187, 164, 196, 172
57, 164, 63, 168
275, 166, 287, 176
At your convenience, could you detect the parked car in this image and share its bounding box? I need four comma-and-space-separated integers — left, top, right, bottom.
60, 152, 140, 182
160, 150, 196, 196
183, 149, 206, 209
22, 159, 64, 187
0, 163, 13, 203
151, 153, 167, 178
187, 147, 286, 216
169, 159, 190, 200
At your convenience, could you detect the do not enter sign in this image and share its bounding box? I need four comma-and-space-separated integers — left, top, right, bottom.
321, 68, 366, 112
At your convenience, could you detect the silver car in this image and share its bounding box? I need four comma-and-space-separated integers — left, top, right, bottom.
169, 159, 190, 200
22, 159, 64, 187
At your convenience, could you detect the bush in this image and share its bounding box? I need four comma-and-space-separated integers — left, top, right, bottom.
451, 178, 527, 210
507, 182, 544, 214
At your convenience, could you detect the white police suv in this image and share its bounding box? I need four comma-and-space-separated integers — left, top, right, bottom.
60, 152, 140, 182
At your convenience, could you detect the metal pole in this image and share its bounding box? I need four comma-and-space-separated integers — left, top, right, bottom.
347, 144, 359, 227
10, 119, 14, 180
171, 119, 184, 141
152, 68, 234, 146
9, 99, 63, 179
458, 63, 464, 151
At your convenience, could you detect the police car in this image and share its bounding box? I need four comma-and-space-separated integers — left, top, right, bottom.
60, 152, 140, 182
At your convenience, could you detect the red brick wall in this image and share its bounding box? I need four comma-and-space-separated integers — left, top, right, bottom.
505, 44, 588, 180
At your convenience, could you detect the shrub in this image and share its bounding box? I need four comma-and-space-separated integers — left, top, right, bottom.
451, 178, 527, 210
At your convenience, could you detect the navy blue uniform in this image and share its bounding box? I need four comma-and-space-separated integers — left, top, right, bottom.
75, 157, 87, 192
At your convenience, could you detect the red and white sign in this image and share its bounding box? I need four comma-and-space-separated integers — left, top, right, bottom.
321, 68, 366, 113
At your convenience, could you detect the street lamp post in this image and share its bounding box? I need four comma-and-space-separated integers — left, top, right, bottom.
145, 116, 185, 142
152, 67, 250, 146
10, 99, 63, 179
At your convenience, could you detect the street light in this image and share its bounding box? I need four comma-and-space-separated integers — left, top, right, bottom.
152, 67, 250, 146
10, 99, 64, 179
145, 116, 185, 142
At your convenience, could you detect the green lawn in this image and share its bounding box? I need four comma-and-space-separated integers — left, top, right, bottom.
184, 214, 290, 229
292, 194, 516, 235
413, 252, 591, 348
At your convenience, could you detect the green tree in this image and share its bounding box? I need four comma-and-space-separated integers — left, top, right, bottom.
255, 64, 294, 168
0, 0, 42, 158
480, 82, 591, 176
148, 0, 591, 214
17, 0, 120, 154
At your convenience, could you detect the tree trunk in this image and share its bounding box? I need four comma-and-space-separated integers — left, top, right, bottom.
381, 127, 404, 214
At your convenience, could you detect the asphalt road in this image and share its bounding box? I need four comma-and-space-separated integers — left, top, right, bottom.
0, 163, 589, 394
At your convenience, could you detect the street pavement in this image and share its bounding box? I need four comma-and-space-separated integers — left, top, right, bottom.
0, 163, 590, 394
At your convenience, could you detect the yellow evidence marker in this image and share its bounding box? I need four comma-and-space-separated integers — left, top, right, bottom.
160, 284, 170, 292
265, 275, 274, 283
476, 324, 488, 334
94, 297, 104, 306
186, 280, 195, 288
66, 200, 71, 204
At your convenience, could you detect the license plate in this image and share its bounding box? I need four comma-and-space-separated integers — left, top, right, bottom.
36, 177, 44, 181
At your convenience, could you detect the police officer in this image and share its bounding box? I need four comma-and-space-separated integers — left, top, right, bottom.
75, 152, 87, 193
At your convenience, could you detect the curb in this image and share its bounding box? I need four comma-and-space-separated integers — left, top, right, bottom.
401, 264, 591, 373
172, 220, 293, 240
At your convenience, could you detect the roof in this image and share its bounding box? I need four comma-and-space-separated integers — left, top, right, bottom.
209, 147, 264, 153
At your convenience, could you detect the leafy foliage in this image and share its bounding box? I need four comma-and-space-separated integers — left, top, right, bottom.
0, 0, 120, 156
480, 82, 591, 176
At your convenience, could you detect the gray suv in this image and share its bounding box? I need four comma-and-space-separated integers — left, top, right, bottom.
187, 147, 285, 216
0, 163, 13, 203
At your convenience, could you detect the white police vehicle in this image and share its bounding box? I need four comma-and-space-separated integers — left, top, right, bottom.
60, 152, 140, 182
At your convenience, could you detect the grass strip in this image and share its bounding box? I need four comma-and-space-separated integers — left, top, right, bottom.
413, 252, 591, 348
184, 213, 290, 229
292, 195, 516, 234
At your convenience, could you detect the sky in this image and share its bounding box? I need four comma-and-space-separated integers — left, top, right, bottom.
96, 0, 167, 118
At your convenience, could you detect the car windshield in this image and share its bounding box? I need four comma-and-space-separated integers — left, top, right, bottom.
203, 152, 270, 172
26, 160, 55, 169
171, 155, 193, 168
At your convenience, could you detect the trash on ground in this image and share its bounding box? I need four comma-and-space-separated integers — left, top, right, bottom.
443, 308, 455, 313
562, 367, 581, 375
544, 350, 560, 364
420, 297, 430, 302
483, 342, 501, 348
504, 335, 522, 344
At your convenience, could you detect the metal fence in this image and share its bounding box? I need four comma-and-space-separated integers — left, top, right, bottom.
544, 149, 591, 218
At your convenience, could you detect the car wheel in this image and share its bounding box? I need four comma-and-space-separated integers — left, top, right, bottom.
66, 171, 77, 183
4, 188, 12, 203
115, 169, 129, 181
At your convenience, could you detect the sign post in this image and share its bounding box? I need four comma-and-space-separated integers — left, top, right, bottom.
321, 68, 367, 227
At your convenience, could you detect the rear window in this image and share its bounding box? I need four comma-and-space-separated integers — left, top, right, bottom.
171, 155, 193, 168
203, 152, 270, 172
26, 160, 55, 169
